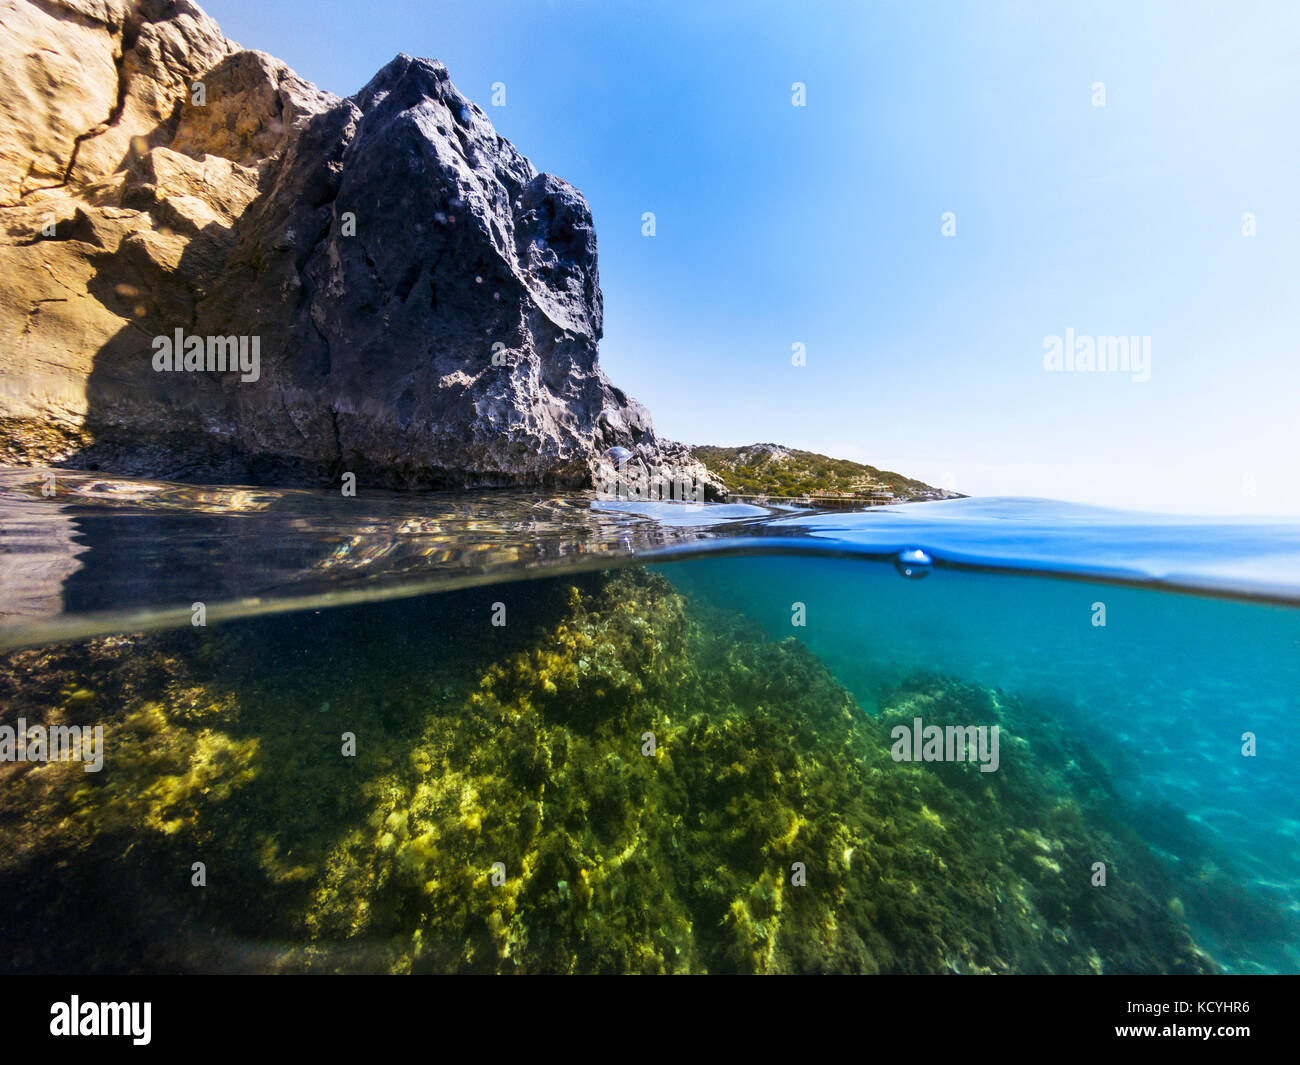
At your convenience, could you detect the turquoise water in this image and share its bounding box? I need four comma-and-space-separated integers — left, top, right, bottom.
1, 472, 1297, 973
658, 556, 1300, 973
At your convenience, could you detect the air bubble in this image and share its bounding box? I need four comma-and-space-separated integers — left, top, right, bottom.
894, 548, 933, 579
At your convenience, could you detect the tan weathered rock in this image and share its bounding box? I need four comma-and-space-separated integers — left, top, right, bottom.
0, 0, 127, 203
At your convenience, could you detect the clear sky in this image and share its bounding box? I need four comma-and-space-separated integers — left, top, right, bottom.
202, 0, 1300, 514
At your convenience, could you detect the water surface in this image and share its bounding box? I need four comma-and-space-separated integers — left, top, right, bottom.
1, 470, 1296, 973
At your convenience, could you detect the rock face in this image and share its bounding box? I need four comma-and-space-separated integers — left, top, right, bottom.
0, 0, 720, 494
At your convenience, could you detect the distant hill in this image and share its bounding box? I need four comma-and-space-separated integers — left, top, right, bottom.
690, 443, 958, 502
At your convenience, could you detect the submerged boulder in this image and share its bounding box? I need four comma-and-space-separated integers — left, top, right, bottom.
0, 0, 720, 494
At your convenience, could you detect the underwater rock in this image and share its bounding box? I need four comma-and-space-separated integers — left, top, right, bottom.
0, 569, 1217, 974
0, 1, 721, 494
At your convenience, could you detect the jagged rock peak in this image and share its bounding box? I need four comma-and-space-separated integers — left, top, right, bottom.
0, 0, 722, 496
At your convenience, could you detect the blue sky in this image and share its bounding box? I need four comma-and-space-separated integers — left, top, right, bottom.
204, 0, 1300, 514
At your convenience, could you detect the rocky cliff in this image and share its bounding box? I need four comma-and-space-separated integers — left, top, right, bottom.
0, 0, 718, 493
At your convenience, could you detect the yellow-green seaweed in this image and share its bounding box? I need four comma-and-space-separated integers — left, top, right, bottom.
0, 569, 1213, 973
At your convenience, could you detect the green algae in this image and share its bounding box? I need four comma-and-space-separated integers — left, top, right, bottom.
0, 569, 1212, 973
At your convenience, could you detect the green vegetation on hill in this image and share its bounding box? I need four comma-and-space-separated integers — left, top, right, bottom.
692, 444, 944, 500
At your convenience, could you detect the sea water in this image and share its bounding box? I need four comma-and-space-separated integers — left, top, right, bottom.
1, 470, 1296, 973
